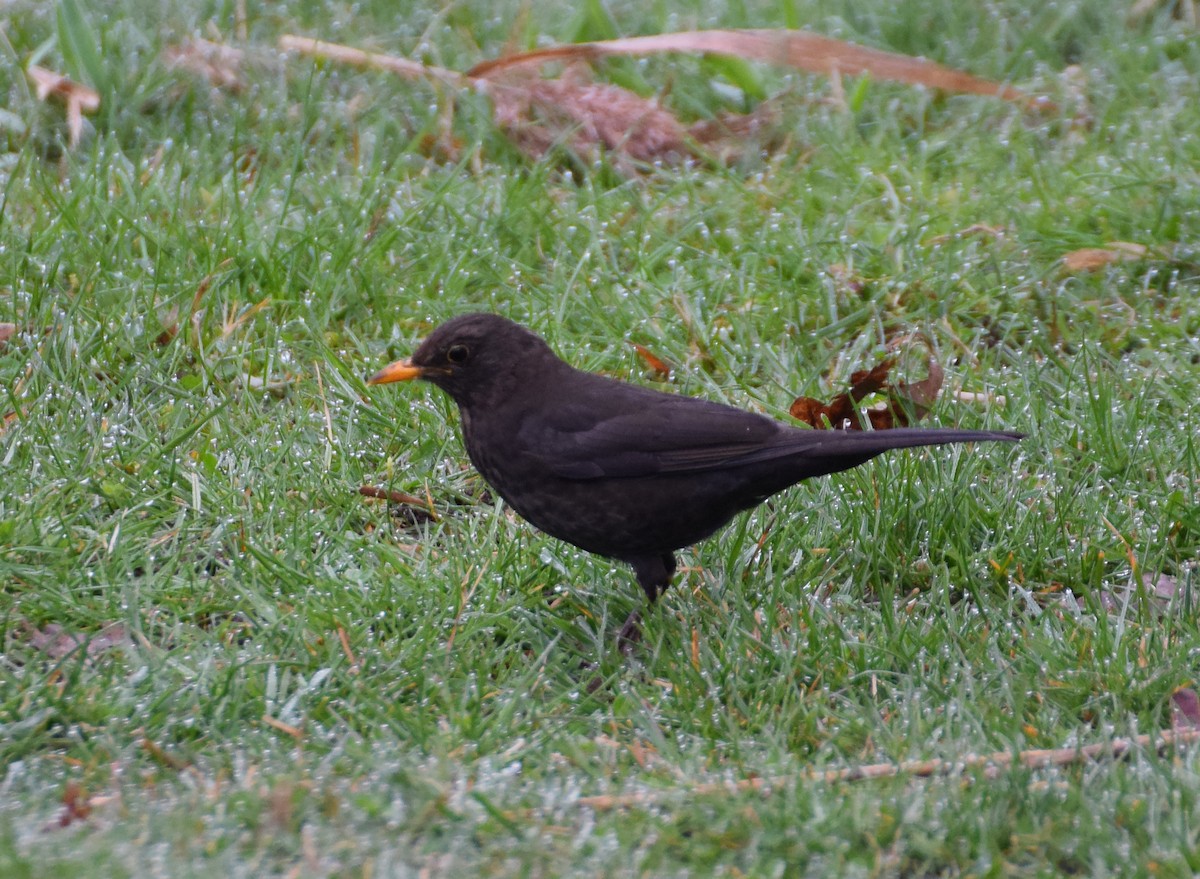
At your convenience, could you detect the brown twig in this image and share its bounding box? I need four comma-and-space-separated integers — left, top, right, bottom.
262, 714, 304, 740
279, 35, 469, 88
358, 485, 434, 509
336, 624, 360, 674
141, 736, 192, 771
576, 728, 1200, 810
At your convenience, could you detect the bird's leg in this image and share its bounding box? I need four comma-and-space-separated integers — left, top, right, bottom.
619, 553, 678, 653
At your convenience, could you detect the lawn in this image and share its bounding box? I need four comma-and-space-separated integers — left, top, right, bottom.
2, 0, 1199, 875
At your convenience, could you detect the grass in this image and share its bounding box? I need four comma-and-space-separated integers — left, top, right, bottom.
1, 0, 1199, 874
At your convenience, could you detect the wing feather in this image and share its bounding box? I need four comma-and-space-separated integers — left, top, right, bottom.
509, 370, 1021, 481
516, 387, 787, 479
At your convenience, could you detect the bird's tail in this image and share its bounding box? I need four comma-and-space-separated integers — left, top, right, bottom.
745, 426, 1025, 487
813, 427, 1026, 456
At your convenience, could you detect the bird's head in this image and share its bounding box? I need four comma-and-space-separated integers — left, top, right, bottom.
368, 312, 555, 409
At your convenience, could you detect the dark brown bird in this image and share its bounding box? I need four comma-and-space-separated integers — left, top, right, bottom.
369, 313, 1022, 643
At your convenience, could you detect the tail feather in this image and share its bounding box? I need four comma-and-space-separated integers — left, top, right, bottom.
733, 427, 1025, 486
741, 427, 1024, 466
810, 427, 1026, 456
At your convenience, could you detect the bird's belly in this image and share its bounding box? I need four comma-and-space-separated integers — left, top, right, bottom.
472, 453, 752, 561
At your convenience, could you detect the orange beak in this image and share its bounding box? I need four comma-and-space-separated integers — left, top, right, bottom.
367, 358, 423, 385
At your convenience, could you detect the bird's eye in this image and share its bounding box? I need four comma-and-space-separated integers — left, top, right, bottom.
446, 344, 470, 364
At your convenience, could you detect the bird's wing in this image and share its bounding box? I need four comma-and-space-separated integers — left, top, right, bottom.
512, 373, 1022, 481
516, 388, 792, 479
514, 381, 1023, 480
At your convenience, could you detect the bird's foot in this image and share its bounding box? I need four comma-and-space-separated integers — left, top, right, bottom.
618, 610, 643, 655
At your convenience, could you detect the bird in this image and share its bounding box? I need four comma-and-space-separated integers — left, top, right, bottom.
368, 313, 1023, 646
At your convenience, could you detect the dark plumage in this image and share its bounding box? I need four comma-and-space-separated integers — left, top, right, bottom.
369, 313, 1022, 642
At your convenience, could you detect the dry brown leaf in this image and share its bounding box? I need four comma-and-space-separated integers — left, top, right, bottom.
27, 65, 100, 148
1143, 572, 1181, 601
490, 77, 690, 167
0, 409, 23, 434
631, 342, 672, 378
1173, 688, 1200, 730
1061, 242, 1149, 272
883, 333, 944, 427
467, 30, 1050, 110
49, 781, 93, 830
163, 38, 246, 91
787, 396, 830, 429
25, 621, 129, 659
790, 338, 945, 430
0, 323, 16, 347
892, 350, 945, 416
1096, 572, 1186, 614
790, 359, 893, 429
